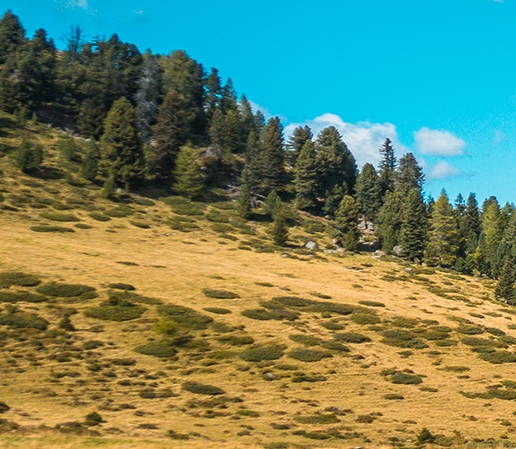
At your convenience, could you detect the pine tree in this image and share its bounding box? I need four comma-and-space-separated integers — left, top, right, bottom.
237, 184, 252, 219
256, 117, 286, 194
15, 139, 43, 174
149, 90, 189, 179
399, 188, 427, 261
173, 146, 203, 199
355, 163, 381, 224
205, 67, 222, 122
264, 191, 282, 219
239, 95, 255, 144
377, 190, 404, 253
330, 195, 359, 250
425, 191, 459, 267
271, 205, 289, 246
495, 258, 515, 304
294, 140, 318, 211
287, 125, 312, 166
0, 10, 26, 65
479, 197, 504, 277
396, 152, 424, 194
378, 138, 397, 196
99, 97, 144, 189
81, 140, 99, 181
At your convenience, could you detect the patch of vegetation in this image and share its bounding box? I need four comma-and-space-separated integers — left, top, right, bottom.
0, 291, 47, 303
391, 316, 419, 328
217, 335, 254, 345
40, 212, 80, 222
182, 382, 225, 395
0, 271, 41, 288
108, 283, 135, 291
288, 348, 333, 362
89, 212, 111, 222
456, 325, 484, 335
202, 288, 240, 299
107, 290, 162, 305
255, 282, 274, 287
382, 369, 423, 385
381, 329, 429, 349
239, 345, 284, 362
30, 225, 75, 233
36, 283, 97, 299
105, 205, 135, 218
84, 298, 147, 321
204, 307, 232, 314
157, 304, 213, 330
0, 403, 10, 414
358, 300, 386, 307
384, 394, 405, 400
294, 414, 340, 424
479, 351, 516, 364
0, 312, 48, 330
241, 308, 299, 321
289, 334, 324, 346
334, 332, 371, 343
351, 313, 381, 325
84, 412, 103, 426
443, 366, 470, 372
320, 321, 345, 331
130, 220, 150, 229
134, 341, 177, 358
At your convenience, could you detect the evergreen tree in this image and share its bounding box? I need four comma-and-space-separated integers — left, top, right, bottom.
330, 195, 359, 250
237, 184, 252, 219
81, 140, 99, 181
355, 163, 381, 224
134, 51, 162, 143
377, 190, 404, 253
256, 117, 286, 194
396, 152, 424, 194
207, 107, 237, 182
149, 90, 189, 180
239, 95, 255, 145
425, 191, 459, 267
294, 140, 318, 211
316, 127, 357, 202
479, 197, 504, 277
0, 10, 26, 65
287, 125, 312, 166
323, 184, 345, 216
220, 78, 238, 113
495, 258, 515, 304
205, 67, 222, 122
99, 97, 144, 189
15, 139, 43, 174
271, 205, 289, 246
399, 188, 427, 261
378, 138, 397, 196
173, 146, 204, 199
264, 191, 282, 219
240, 131, 260, 187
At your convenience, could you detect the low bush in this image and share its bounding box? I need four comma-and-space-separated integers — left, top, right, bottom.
461, 337, 503, 348
30, 225, 75, 233
457, 325, 484, 335
384, 394, 404, 400
289, 334, 324, 346
37, 283, 97, 298
134, 342, 177, 358
0, 312, 48, 330
443, 366, 470, 372
479, 351, 516, 364
89, 212, 111, 222
74, 223, 92, 229
169, 202, 205, 216
358, 300, 386, 307
202, 288, 240, 299
334, 332, 371, 343
351, 313, 381, 325
0, 403, 9, 414
485, 327, 506, 337
320, 321, 345, 331
167, 430, 190, 440
84, 303, 146, 321
133, 197, 155, 206
0, 291, 47, 303
105, 205, 135, 218
0, 271, 41, 288
183, 382, 225, 395
84, 412, 103, 426
322, 341, 350, 352
40, 212, 80, 222
108, 283, 135, 291
130, 220, 150, 229
157, 304, 213, 330
288, 348, 333, 362
204, 307, 231, 315
294, 414, 340, 424
239, 345, 284, 362
217, 335, 254, 346
385, 371, 423, 385
107, 290, 162, 305
241, 308, 299, 321
381, 329, 428, 349
391, 317, 419, 328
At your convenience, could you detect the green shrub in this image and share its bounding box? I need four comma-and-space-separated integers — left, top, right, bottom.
289, 334, 324, 346
288, 348, 333, 362
334, 332, 371, 343
183, 382, 225, 395
74, 223, 92, 229
0, 402, 10, 414
241, 308, 299, 321
461, 337, 503, 348
202, 288, 240, 299
443, 366, 470, 372
167, 430, 190, 440
89, 212, 111, 222
457, 325, 484, 335
133, 197, 155, 206
0, 291, 47, 303
105, 205, 135, 218
0, 312, 48, 330
384, 394, 404, 400
358, 300, 386, 307
255, 282, 274, 287
130, 220, 150, 229
108, 283, 135, 291
169, 202, 205, 216
217, 335, 254, 346
211, 223, 234, 233
351, 313, 381, 325
37, 283, 97, 298
30, 225, 75, 233
107, 290, 161, 305
485, 327, 506, 337
479, 351, 516, 364
239, 345, 284, 362
294, 414, 340, 424
15, 139, 43, 174
40, 212, 80, 222
320, 321, 345, 331
381, 329, 428, 349
134, 342, 177, 358
0, 271, 41, 288
204, 307, 231, 315
84, 304, 146, 321
237, 409, 260, 417
157, 304, 213, 330
391, 317, 419, 328
84, 412, 103, 426
388, 372, 423, 385
322, 341, 350, 352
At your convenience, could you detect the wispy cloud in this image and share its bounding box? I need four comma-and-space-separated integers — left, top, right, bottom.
285, 113, 408, 166
493, 130, 504, 146
248, 100, 272, 120
429, 161, 464, 179
494, 0, 504, 3
67, 0, 88, 9
414, 127, 466, 156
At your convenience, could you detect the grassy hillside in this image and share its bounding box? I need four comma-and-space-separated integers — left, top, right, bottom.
1, 113, 516, 449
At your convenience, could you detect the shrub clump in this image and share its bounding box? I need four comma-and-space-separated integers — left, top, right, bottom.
37, 283, 97, 299
84, 297, 146, 322
182, 382, 225, 395
0, 312, 48, 330
456, 325, 484, 335
202, 288, 240, 299
204, 307, 231, 315
84, 412, 103, 426
89, 212, 111, 222
134, 341, 177, 358
358, 300, 386, 307
293, 414, 340, 424
351, 313, 381, 325
0, 403, 10, 414
157, 304, 213, 330
30, 225, 75, 233
288, 348, 333, 362
382, 369, 423, 385
40, 212, 80, 222
239, 345, 284, 362
334, 332, 371, 343
0, 272, 41, 288
0, 291, 47, 303
479, 351, 516, 364
381, 329, 428, 349
289, 334, 324, 346
108, 283, 136, 291
217, 335, 254, 346
241, 308, 299, 321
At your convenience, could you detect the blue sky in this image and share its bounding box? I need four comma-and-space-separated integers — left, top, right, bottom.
8, 0, 516, 204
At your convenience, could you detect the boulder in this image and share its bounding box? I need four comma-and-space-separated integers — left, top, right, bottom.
304, 241, 318, 251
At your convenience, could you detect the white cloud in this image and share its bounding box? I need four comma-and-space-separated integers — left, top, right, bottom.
429, 161, 463, 179
495, 0, 504, 3
414, 127, 465, 156
132, 9, 144, 15
284, 113, 408, 166
494, 130, 504, 146
67, 0, 88, 9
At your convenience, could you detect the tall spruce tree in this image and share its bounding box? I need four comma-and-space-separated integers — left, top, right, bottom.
173, 146, 203, 199
256, 117, 286, 194
237, 184, 252, 219
425, 191, 459, 267
495, 258, 515, 304
0, 10, 26, 65
396, 152, 424, 194
378, 138, 397, 196
287, 125, 312, 166
99, 97, 144, 189
294, 140, 318, 211
377, 190, 404, 253
355, 163, 381, 224
330, 195, 359, 250
399, 188, 427, 261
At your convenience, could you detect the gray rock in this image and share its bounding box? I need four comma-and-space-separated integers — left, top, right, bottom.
392, 245, 403, 256
304, 240, 318, 251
